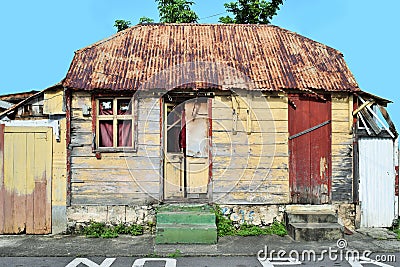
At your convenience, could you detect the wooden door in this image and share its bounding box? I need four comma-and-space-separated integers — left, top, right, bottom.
164, 104, 185, 199
288, 94, 331, 204
185, 100, 209, 197
0, 126, 52, 234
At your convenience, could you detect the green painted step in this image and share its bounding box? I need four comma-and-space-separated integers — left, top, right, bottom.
157, 211, 215, 225
156, 223, 217, 244
157, 204, 213, 213
156, 204, 217, 244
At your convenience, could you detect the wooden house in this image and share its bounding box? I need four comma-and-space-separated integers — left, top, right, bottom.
0, 24, 398, 234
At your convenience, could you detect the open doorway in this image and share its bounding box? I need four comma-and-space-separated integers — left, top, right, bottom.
163, 95, 211, 202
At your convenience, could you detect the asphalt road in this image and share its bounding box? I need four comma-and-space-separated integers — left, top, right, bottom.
0, 254, 399, 267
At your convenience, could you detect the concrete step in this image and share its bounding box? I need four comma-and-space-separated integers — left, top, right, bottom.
286, 211, 338, 224
287, 222, 343, 241
157, 211, 215, 225
156, 204, 217, 244
286, 205, 335, 213
156, 223, 217, 244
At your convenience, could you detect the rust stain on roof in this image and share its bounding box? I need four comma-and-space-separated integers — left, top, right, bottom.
63, 24, 359, 92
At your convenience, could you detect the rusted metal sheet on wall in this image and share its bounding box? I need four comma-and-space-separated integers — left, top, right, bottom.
289, 94, 331, 204
0, 126, 52, 234
359, 137, 395, 227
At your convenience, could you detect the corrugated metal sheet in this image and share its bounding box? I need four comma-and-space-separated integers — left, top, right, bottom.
0, 90, 39, 104
359, 137, 395, 227
63, 24, 359, 92
0, 100, 13, 110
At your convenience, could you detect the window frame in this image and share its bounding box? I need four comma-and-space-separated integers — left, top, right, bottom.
94, 96, 138, 152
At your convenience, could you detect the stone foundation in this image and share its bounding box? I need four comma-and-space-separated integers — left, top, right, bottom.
218, 205, 285, 226
334, 203, 357, 231
219, 204, 357, 230
65, 203, 357, 234
66, 205, 156, 234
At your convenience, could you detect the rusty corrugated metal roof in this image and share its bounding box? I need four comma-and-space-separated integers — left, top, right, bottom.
63, 24, 359, 92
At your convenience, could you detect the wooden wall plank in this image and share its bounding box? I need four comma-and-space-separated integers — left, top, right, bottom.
71, 168, 160, 182
331, 94, 353, 203
43, 89, 65, 115
70, 156, 160, 169
212, 143, 287, 157
12, 133, 27, 233
71, 193, 158, 205
212, 155, 288, 170
212, 132, 288, 145
0, 124, 4, 233
213, 180, 289, 193
213, 119, 287, 133
25, 133, 35, 233
72, 181, 159, 195
213, 167, 288, 179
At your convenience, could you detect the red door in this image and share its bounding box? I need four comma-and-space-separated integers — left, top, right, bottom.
288, 94, 331, 204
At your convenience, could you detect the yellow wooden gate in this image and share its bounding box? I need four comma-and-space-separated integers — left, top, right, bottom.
0, 126, 52, 234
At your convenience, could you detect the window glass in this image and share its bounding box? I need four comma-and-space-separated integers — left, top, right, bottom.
118, 120, 132, 147
99, 99, 113, 115
99, 120, 113, 147
117, 99, 132, 115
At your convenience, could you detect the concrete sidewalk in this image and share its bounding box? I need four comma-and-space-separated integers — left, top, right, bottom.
0, 230, 399, 257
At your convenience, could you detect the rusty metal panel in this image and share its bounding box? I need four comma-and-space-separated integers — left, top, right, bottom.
289, 94, 331, 204
63, 25, 359, 92
359, 137, 395, 227
0, 127, 52, 234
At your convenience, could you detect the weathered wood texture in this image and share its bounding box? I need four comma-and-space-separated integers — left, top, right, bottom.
43, 89, 65, 115
70, 92, 161, 205
211, 94, 289, 204
331, 93, 353, 202
0, 127, 52, 234
52, 118, 67, 206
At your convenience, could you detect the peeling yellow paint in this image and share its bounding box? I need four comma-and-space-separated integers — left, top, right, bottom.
320, 157, 327, 178
3, 127, 52, 196
43, 90, 65, 115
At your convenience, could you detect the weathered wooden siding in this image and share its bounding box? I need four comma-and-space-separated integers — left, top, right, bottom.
52, 118, 67, 204
44, 89, 65, 115
211, 93, 289, 204
331, 93, 353, 202
69, 91, 161, 205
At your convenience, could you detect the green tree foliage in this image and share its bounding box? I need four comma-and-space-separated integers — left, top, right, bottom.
219, 0, 283, 24
139, 16, 155, 24
156, 0, 199, 23
114, 19, 132, 32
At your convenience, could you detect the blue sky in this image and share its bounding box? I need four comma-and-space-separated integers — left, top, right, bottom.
1, 0, 399, 128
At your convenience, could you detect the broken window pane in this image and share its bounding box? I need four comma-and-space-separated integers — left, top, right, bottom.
117, 99, 132, 115
99, 99, 113, 115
